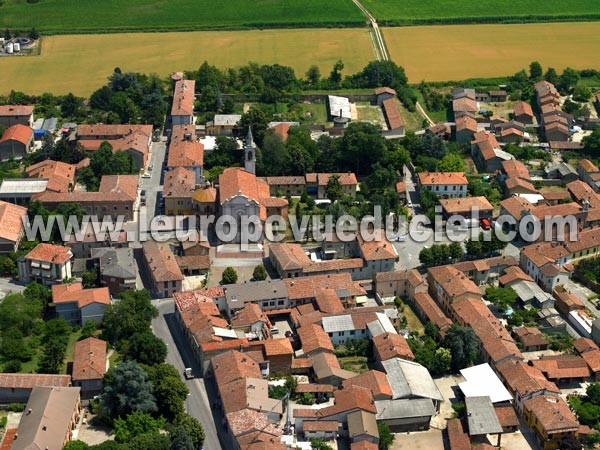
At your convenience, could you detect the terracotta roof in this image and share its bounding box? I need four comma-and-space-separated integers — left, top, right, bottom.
231, 303, 270, 328
167, 124, 204, 167
0, 105, 34, 117
26, 243, 72, 264
455, 115, 477, 132
0, 428, 17, 450
26, 159, 75, 193
71, 337, 106, 381
291, 358, 313, 369
212, 350, 262, 389
0, 124, 33, 145
342, 370, 393, 399
428, 265, 481, 299
262, 338, 293, 357
265, 176, 306, 186
471, 130, 501, 161
582, 350, 600, 373
317, 385, 377, 417
285, 273, 365, 301
523, 395, 579, 433
413, 291, 453, 334
314, 288, 345, 314
297, 324, 334, 354
357, 230, 397, 261
372, 332, 414, 362
574, 337, 600, 354
219, 167, 282, 221
375, 87, 397, 96
494, 404, 519, 428
269, 243, 310, 271
295, 383, 334, 393
171, 79, 195, 117
306, 172, 358, 187
496, 359, 559, 397
567, 180, 600, 208
143, 241, 184, 283
0, 200, 26, 243
0, 373, 70, 389
439, 196, 492, 215
513, 327, 548, 349
174, 290, 220, 314
226, 409, 281, 439
163, 166, 196, 198
531, 354, 591, 380
499, 266, 534, 286
52, 282, 110, 308
446, 418, 471, 450
238, 431, 285, 450
219, 377, 282, 416
453, 97, 478, 113
77, 124, 152, 139
350, 442, 378, 450
418, 172, 468, 186
580, 159, 599, 173
502, 159, 531, 181
513, 101, 534, 118
382, 98, 404, 130
302, 420, 339, 432
192, 186, 217, 203
35, 173, 138, 204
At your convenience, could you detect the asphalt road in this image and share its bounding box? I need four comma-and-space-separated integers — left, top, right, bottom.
152, 300, 224, 450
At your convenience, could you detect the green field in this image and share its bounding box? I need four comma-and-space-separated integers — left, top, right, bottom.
0, 0, 364, 33
362, 0, 600, 24
0, 29, 372, 95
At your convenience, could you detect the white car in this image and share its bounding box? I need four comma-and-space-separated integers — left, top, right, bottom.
142, 172, 151, 178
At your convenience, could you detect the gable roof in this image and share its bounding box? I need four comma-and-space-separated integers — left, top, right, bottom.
381, 358, 443, 401
417, 172, 468, 186
51, 282, 110, 308
0, 124, 33, 145
171, 79, 195, 117
342, 370, 393, 399
143, 241, 184, 283
26, 243, 72, 264
0, 105, 34, 117
0, 200, 26, 243
297, 324, 334, 354
72, 337, 107, 381
163, 166, 196, 198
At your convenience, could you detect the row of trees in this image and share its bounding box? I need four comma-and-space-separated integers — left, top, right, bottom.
419, 242, 463, 267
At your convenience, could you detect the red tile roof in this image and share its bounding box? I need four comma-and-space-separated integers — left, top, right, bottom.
530, 354, 591, 380
143, 241, 184, 283
26, 159, 75, 193
167, 124, 204, 167
573, 337, 599, 354
0, 105, 34, 117
413, 292, 453, 334
0, 200, 26, 243
26, 243, 72, 264
523, 395, 579, 433
212, 350, 262, 389
52, 282, 110, 308
171, 79, 195, 117
0, 124, 33, 145
163, 166, 196, 198
314, 288, 345, 314
285, 273, 365, 301
231, 303, 270, 328
342, 370, 393, 399
513, 101, 534, 118
446, 418, 471, 450
72, 337, 107, 381
0, 373, 70, 389
297, 324, 334, 354
418, 172, 468, 186
381, 98, 404, 130
439, 196, 493, 215
372, 332, 414, 362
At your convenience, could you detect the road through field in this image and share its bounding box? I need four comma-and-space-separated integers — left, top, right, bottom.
0, 29, 373, 95
384, 22, 600, 82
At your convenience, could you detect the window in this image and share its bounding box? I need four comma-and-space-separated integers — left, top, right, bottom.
278, 300, 284, 305
172, 281, 177, 288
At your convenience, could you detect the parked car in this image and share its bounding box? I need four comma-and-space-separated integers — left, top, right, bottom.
481, 218, 491, 230
184, 368, 193, 379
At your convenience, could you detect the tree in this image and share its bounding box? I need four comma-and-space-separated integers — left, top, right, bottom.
378, 422, 395, 450
102, 360, 157, 419
61, 93, 82, 117
529, 61, 543, 81
329, 60, 344, 85
252, 264, 267, 281
80, 320, 97, 340
239, 107, 269, 147
101, 289, 157, 344
306, 65, 321, 85
355, 60, 408, 90
1, 328, 32, 362
449, 242, 464, 261
432, 347, 452, 375
0, 256, 16, 276
558, 434, 583, 450
63, 442, 89, 450
485, 287, 518, 311
544, 67, 559, 85
558, 67, 580, 93
586, 382, 600, 405
38, 339, 67, 374
170, 427, 195, 450
325, 174, 343, 202
221, 267, 238, 285
258, 132, 289, 176
170, 414, 205, 449
438, 152, 466, 172
443, 326, 478, 372
113, 411, 165, 443
573, 85, 592, 102
23, 282, 52, 307
82, 269, 98, 289
122, 331, 167, 366
310, 439, 334, 450
584, 127, 600, 156
145, 363, 188, 421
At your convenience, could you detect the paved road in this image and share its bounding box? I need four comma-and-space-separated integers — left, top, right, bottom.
0, 278, 25, 298
140, 138, 167, 228
152, 300, 224, 450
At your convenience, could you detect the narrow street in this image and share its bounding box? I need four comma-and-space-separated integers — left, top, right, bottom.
152, 300, 224, 450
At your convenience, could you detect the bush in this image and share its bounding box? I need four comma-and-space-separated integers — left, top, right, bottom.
6, 403, 25, 412
3, 360, 22, 372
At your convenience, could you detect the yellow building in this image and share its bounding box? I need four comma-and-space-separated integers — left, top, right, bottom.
163, 167, 196, 215
522, 395, 579, 450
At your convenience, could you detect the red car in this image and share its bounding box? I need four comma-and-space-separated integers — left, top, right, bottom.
480, 218, 491, 230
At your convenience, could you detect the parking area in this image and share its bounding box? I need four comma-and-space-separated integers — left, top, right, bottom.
270, 318, 293, 337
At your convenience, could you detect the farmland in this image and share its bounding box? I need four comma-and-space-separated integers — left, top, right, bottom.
0, 0, 364, 33
361, 0, 600, 25
384, 22, 600, 82
0, 29, 372, 95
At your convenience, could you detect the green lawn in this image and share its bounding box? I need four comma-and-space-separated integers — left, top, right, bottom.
362, 0, 600, 25
0, 0, 364, 33
63, 329, 82, 375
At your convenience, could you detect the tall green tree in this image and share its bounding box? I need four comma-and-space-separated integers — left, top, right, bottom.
170, 428, 195, 450
529, 61, 543, 81
113, 411, 165, 443
443, 325, 478, 372
102, 360, 157, 419
101, 289, 157, 345
221, 267, 238, 285
122, 331, 167, 366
